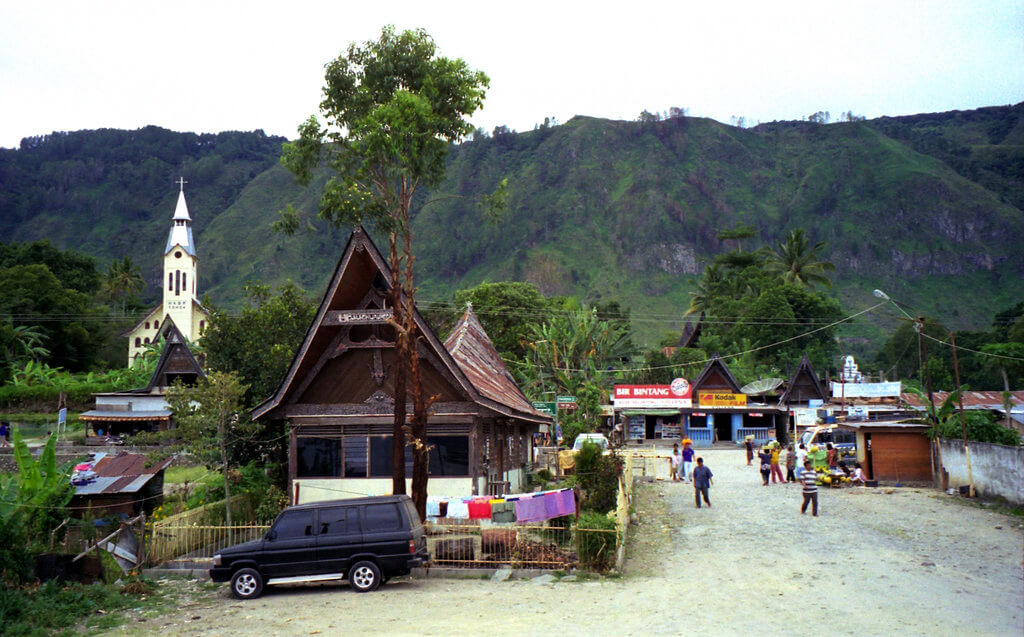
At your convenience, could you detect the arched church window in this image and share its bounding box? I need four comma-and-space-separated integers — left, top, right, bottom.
200, 320, 205, 332
144, 338, 150, 344
145, 321, 150, 329
175, 251, 182, 259
182, 273, 187, 292
175, 270, 180, 296
168, 273, 173, 291
135, 337, 141, 347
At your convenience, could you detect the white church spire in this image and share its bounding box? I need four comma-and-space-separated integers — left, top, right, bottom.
165, 177, 196, 256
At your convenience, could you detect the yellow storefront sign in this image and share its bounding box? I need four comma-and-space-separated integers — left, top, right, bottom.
697, 392, 747, 407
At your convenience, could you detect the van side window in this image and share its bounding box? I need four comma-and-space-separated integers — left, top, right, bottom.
362, 503, 402, 532
319, 506, 356, 535
272, 510, 313, 539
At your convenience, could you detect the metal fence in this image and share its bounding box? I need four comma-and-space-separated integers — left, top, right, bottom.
427, 522, 617, 571
148, 523, 269, 565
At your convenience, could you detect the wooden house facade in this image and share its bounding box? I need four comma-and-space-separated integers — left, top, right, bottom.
253, 228, 551, 504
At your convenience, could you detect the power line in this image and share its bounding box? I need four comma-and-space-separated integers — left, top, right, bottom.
519, 300, 889, 374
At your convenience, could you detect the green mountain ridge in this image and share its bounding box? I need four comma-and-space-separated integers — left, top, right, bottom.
2, 105, 1022, 352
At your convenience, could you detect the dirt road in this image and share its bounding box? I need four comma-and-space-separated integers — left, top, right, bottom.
115, 449, 1023, 636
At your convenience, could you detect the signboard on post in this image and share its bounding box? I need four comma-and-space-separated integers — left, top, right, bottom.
613, 380, 692, 409
831, 381, 901, 398
556, 396, 577, 410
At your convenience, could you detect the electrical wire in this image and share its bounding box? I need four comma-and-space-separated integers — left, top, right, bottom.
520, 300, 889, 374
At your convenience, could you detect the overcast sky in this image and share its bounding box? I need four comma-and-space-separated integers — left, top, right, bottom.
1, 0, 1021, 149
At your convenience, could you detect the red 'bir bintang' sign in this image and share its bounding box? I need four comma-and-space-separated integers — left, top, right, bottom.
613, 380, 692, 408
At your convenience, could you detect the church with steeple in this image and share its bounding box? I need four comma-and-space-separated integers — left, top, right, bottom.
123, 179, 209, 366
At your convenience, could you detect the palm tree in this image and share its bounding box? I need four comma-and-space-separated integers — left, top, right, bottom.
10, 324, 49, 362
686, 263, 724, 315
765, 229, 836, 289
104, 256, 144, 314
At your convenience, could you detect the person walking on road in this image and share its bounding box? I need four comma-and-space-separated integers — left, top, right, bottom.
692, 457, 713, 508
784, 445, 797, 482
770, 444, 784, 484
800, 460, 819, 516
744, 436, 754, 466
758, 447, 772, 486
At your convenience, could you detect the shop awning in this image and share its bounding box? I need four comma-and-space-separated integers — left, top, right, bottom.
620, 409, 681, 416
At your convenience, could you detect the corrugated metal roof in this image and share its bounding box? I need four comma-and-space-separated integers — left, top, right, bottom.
902, 391, 1024, 411
73, 452, 171, 496
80, 410, 171, 421
445, 305, 551, 423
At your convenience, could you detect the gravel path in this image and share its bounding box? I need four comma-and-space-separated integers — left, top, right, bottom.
114, 449, 1023, 636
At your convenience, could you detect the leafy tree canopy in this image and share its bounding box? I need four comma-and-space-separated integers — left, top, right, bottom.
201, 281, 317, 407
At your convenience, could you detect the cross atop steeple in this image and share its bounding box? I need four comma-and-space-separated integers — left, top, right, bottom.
176, 176, 187, 192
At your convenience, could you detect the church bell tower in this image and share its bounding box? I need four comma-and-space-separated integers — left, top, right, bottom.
162, 178, 199, 337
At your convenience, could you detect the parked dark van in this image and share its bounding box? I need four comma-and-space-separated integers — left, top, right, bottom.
210, 494, 429, 599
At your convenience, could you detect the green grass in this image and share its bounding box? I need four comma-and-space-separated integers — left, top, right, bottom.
164, 465, 215, 485
0, 576, 180, 636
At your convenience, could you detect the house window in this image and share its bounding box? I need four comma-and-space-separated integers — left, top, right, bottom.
428, 436, 470, 476
135, 337, 141, 347
296, 437, 341, 478
370, 436, 413, 477
344, 436, 368, 478
298, 434, 470, 479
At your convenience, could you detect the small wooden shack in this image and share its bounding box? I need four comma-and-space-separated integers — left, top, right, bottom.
70, 452, 172, 517
837, 421, 932, 483
253, 227, 551, 504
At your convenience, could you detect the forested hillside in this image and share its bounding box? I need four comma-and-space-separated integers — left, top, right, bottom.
0, 126, 286, 289
1, 105, 1022, 350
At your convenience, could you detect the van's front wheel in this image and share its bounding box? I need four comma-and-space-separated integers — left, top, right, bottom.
230, 568, 264, 599
348, 560, 381, 592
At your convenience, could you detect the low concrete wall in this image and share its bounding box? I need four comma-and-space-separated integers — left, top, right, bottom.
938, 438, 1024, 505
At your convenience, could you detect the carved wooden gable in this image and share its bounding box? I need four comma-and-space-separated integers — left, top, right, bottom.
144, 319, 205, 391
781, 354, 827, 405
253, 227, 477, 419
692, 354, 742, 394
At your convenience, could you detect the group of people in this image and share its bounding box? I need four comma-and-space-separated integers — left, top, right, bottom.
669, 441, 713, 508
668, 441, 696, 482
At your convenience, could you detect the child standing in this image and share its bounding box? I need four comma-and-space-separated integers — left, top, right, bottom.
669, 446, 681, 481
784, 445, 796, 482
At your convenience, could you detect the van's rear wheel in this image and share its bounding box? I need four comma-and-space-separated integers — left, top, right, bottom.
230, 568, 263, 599
348, 560, 381, 592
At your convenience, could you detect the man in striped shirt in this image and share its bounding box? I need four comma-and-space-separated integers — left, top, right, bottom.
800, 460, 818, 516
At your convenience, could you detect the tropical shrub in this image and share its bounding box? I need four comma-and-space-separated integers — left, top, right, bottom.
576, 510, 616, 572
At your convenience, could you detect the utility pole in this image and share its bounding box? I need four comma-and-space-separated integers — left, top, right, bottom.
949, 330, 975, 498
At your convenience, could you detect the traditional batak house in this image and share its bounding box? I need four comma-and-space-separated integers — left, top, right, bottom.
252, 228, 551, 504
123, 179, 209, 366
684, 355, 786, 445
780, 353, 829, 437
81, 319, 205, 442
